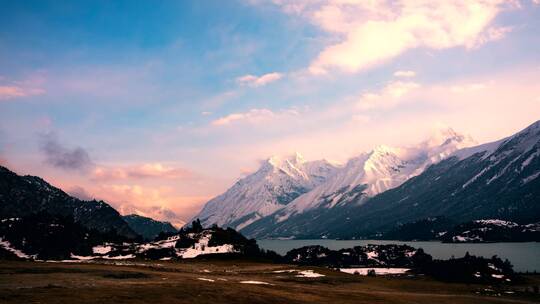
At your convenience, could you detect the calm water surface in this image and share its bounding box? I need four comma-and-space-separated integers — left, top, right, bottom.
257, 239, 540, 272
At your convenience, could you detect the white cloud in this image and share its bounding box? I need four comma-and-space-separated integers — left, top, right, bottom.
357, 81, 421, 110
264, 0, 517, 74
236, 72, 283, 87
211, 108, 299, 126
393, 70, 416, 78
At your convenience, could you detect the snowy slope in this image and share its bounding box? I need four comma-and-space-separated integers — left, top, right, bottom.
192, 153, 339, 230
258, 120, 540, 240
272, 128, 475, 223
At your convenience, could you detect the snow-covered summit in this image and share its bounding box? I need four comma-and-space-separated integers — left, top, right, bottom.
272, 128, 474, 222
191, 152, 339, 230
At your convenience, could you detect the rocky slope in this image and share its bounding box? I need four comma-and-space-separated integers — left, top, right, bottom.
0, 166, 137, 239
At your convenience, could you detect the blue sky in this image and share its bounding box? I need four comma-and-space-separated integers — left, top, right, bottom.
1, 0, 539, 225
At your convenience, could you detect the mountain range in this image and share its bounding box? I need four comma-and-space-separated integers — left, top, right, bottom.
1, 120, 538, 250
196, 121, 540, 239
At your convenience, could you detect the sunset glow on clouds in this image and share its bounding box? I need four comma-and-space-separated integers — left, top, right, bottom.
268, 0, 519, 74
1, 0, 539, 224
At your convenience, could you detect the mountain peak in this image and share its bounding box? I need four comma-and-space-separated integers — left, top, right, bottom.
267, 152, 305, 167
423, 126, 476, 149
372, 145, 398, 155
192, 151, 337, 230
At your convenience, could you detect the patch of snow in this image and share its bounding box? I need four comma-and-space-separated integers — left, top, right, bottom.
462, 167, 489, 189
476, 219, 518, 227
70, 254, 96, 260
366, 251, 379, 262
475, 219, 518, 227
92, 245, 112, 255
103, 254, 135, 260
240, 280, 272, 285
521, 151, 538, 169
488, 263, 502, 272
136, 235, 179, 253
452, 235, 482, 242
197, 278, 215, 282
491, 274, 504, 279
405, 250, 416, 257
272, 269, 298, 273
175, 232, 237, 259
0, 238, 35, 259
522, 171, 540, 184
1, 218, 20, 223
295, 270, 325, 278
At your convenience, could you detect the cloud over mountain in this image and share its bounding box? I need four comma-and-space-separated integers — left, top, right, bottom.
40, 133, 93, 171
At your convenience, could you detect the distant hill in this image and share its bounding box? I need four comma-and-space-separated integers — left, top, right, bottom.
123, 214, 177, 241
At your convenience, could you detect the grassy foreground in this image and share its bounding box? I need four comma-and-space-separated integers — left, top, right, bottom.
0, 259, 539, 304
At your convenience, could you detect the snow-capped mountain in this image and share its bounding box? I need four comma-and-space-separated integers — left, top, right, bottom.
241, 128, 474, 236
192, 152, 339, 230
244, 120, 540, 239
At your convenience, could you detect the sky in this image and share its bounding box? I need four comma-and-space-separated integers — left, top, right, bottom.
1, 0, 539, 226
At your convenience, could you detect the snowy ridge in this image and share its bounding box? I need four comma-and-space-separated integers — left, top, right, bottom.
272, 128, 474, 222
457, 120, 540, 189
192, 152, 339, 229
453, 120, 540, 161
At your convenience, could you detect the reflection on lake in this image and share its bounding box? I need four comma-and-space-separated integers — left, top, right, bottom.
257, 239, 540, 272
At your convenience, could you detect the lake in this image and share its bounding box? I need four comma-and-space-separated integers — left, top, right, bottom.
257, 239, 540, 273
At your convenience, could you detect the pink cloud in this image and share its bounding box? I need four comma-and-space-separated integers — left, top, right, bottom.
0, 85, 44, 100
263, 1, 517, 74
92, 183, 210, 226
92, 163, 196, 181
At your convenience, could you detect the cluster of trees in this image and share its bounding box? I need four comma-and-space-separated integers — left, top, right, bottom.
0, 212, 131, 260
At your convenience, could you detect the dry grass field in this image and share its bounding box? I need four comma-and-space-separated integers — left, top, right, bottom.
1, 259, 539, 304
